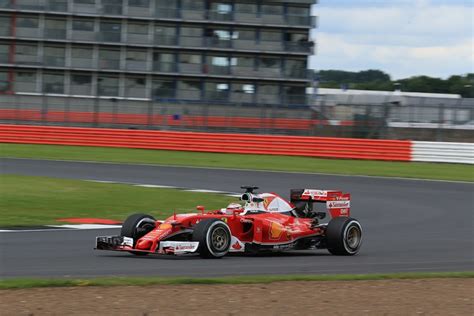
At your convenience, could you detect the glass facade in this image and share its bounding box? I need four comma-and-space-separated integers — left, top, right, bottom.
0, 0, 314, 106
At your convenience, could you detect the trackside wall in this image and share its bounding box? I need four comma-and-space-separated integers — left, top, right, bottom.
0, 125, 472, 164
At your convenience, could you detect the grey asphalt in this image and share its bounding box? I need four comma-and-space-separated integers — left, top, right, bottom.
1, 158, 473, 278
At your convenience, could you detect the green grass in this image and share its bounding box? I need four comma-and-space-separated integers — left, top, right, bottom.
0, 174, 235, 226
1, 272, 473, 289
2, 144, 473, 182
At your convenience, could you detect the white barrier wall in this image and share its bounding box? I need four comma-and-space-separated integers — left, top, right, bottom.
412, 141, 474, 164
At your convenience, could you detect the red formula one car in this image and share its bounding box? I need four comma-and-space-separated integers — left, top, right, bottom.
95, 186, 362, 258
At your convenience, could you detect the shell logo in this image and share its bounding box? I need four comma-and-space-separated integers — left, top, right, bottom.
269, 221, 283, 239
159, 223, 172, 230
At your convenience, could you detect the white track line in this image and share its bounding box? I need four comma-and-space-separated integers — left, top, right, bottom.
5, 157, 472, 184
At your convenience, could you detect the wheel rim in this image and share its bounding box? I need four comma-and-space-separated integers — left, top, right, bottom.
345, 225, 361, 249
211, 227, 229, 251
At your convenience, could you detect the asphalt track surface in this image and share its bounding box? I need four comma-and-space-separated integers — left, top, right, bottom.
1, 158, 473, 278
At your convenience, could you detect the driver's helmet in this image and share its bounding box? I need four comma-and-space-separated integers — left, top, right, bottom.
223, 202, 243, 215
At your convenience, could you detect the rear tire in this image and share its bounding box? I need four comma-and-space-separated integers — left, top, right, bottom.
326, 217, 362, 256
192, 219, 231, 259
120, 213, 156, 256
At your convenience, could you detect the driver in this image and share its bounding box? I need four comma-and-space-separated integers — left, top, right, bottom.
220, 202, 243, 215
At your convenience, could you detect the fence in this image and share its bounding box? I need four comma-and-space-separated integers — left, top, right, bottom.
0, 93, 473, 141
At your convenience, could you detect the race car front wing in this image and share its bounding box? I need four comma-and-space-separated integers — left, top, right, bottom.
95, 236, 199, 255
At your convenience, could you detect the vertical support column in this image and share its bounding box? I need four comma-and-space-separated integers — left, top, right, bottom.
6, 9, 18, 94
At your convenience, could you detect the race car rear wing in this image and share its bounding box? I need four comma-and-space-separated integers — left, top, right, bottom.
290, 189, 351, 218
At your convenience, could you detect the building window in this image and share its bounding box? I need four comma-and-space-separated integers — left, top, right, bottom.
177, 80, 200, 100
233, 29, 256, 41
15, 44, 38, 65
181, 27, 202, 37
45, 18, 67, 39
180, 53, 201, 64
44, 46, 66, 67
72, 18, 95, 31
154, 25, 177, 45
98, 76, 119, 96
205, 81, 229, 100
74, 0, 95, 4
153, 52, 175, 72
100, 21, 122, 42
180, 53, 202, 74
261, 30, 281, 42
153, 79, 175, 98
232, 83, 255, 94
234, 56, 253, 68
70, 73, 92, 95
182, 0, 204, 10
128, 0, 150, 7
99, 48, 121, 69
260, 57, 280, 69
284, 86, 306, 105
209, 2, 233, 21
0, 70, 10, 92
71, 46, 94, 68
102, 0, 122, 15
0, 43, 9, 63
128, 22, 148, 35
125, 50, 148, 71
125, 76, 147, 98
285, 59, 306, 78
16, 16, 39, 28
262, 4, 283, 15
288, 6, 309, 16
235, 3, 257, 14
0, 15, 11, 36
43, 73, 65, 94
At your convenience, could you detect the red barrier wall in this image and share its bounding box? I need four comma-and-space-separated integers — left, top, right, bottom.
0, 124, 412, 161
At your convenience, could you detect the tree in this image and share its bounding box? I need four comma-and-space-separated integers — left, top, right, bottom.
317, 69, 473, 97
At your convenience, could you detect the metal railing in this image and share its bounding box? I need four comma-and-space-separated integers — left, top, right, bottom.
4, 29, 312, 54
0, 93, 472, 141
1, 2, 315, 28
3, 56, 309, 80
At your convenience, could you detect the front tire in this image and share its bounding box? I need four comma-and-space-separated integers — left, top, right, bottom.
192, 219, 231, 259
326, 217, 362, 256
120, 213, 156, 256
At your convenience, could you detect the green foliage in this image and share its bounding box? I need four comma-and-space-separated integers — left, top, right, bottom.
318, 70, 474, 97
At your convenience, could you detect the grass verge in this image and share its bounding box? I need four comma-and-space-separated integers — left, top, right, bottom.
1, 272, 473, 289
2, 144, 473, 182
0, 174, 235, 226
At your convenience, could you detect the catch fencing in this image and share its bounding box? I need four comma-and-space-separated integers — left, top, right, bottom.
0, 94, 473, 142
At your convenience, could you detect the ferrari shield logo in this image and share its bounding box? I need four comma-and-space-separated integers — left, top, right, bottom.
263, 196, 275, 210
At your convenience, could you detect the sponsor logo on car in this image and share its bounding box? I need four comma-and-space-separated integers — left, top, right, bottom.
269, 222, 283, 239
327, 201, 351, 208
303, 190, 328, 197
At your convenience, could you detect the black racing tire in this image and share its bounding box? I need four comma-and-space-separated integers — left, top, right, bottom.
120, 213, 156, 256
192, 219, 231, 259
326, 217, 362, 256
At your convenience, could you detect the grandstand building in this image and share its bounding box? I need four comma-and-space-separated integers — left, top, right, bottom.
0, 0, 316, 107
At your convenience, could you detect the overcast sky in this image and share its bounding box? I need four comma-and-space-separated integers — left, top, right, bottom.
309, 0, 473, 80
